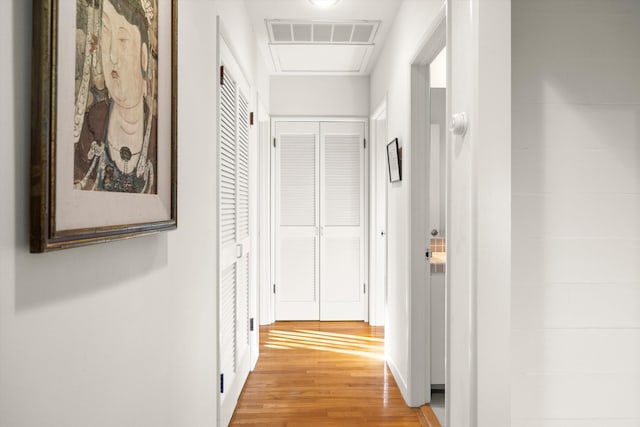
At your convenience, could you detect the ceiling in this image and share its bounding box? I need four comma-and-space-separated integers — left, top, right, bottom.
244, 0, 404, 75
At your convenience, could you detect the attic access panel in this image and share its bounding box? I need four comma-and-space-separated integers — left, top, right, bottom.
271, 44, 370, 73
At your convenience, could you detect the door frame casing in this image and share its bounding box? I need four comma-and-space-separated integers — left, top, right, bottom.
369, 101, 388, 327
446, 0, 512, 425
254, 96, 269, 364
266, 116, 370, 323
257, 99, 274, 326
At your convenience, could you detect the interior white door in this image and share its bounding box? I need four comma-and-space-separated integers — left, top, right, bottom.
274, 121, 320, 320
319, 122, 366, 320
218, 39, 252, 427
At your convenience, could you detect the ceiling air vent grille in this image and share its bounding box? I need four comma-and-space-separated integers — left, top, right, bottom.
267, 20, 380, 45
272, 23, 293, 42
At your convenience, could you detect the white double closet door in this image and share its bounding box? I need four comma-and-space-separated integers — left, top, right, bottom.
274, 121, 366, 321
218, 38, 252, 427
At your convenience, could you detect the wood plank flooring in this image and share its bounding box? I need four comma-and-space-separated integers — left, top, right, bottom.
230, 321, 440, 427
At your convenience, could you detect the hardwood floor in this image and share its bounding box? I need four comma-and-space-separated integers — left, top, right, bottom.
230, 321, 440, 427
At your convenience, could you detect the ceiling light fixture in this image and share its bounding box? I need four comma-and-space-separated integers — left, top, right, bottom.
308, 0, 340, 8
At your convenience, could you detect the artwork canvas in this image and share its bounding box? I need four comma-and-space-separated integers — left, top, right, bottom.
30, 0, 177, 252
74, 0, 158, 194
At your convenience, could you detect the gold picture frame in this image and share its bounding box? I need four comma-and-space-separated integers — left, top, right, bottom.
30, 0, 177, 252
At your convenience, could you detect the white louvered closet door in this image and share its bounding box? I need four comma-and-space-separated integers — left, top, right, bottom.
274, 121, 366, 321
218, 39, 252, 427
274, 122, 320, 320
319, 122, 366, 320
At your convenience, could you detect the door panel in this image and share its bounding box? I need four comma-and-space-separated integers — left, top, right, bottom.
279, 134, 317, 226
218, 40, 252, 427
278, 235, 318, 319
321, 234, 362, 319
275, 122, 320, 320
220, 264, 237, 388
323, 132, 361, 226
320, 122, 366, 320
280, 237, 316, 301
220, 73, 237, 250
219, 65, 239, 406
237, 92, 250, 240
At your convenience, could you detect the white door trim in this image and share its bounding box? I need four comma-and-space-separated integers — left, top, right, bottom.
369, 100, 388, 327
257, 98, 274, 326
253, 96, 269, 367
446, 0, 512, 425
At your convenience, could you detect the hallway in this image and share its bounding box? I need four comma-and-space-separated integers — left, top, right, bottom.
230, 322, 439, 426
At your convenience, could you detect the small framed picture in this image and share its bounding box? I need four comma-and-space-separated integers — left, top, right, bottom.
387, 138, 401, 183
30, 0, 178, 252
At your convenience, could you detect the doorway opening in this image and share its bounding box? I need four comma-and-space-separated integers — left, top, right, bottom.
427, 45, 447, 424
217, 2, 452, 425
409, 6, 447, 424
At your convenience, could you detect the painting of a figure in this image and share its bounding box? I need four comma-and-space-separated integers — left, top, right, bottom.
74, 0, 158, 194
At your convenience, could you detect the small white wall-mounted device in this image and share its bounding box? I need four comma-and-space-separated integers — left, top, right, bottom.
450, 112, 468, 136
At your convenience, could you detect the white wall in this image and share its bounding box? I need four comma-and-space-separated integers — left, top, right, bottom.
369, 0, 445, 405
430, 47, 446, 89
270, 75, 369, 117
512, 1, 640, 425
0, 1, 267, 426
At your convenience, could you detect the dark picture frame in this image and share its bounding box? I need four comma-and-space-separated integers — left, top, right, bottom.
30, 0, 178, 252
387, 138, 401, 182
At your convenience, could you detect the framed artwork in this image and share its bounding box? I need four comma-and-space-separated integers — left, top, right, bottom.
387, 138, 401, 183
30, 0, 177, 252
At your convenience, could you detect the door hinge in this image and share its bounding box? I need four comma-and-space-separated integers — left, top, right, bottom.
363, 283, 366, 294
273, 137, 276, 148
250, 112, 254, 126
220, 65, 224, 86
250, 317, 254, 332
220, 373, 224, 394
273, 284, 276, 294
364, 138, 367, 149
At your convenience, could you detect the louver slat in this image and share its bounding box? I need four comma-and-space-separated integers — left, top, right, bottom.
220, 73, 237, 246
324, 134, 360, 226
280, 135, 316, 226
238, 255, 250, 347
237, 91, 250, 239
221, 264, 237, 378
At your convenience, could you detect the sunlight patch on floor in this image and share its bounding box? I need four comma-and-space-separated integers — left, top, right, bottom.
265, 328, 385, 360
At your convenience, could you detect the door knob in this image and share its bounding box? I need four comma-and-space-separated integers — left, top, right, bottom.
380, 231, 385, 236
431, 229, 439, 237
